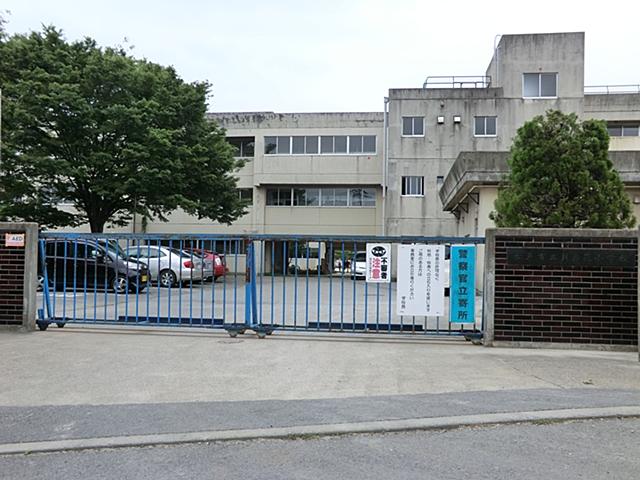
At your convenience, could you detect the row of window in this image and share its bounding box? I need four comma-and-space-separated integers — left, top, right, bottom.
608, 125, 640, 137
264, 135, 376, 155
402, 116, 497, 137
266, 187, 376, 207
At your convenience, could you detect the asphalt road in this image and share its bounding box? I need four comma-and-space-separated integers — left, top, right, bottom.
2, 418, 638, 480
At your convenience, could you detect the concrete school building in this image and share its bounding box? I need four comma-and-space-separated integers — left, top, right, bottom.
106, 32, 639, 274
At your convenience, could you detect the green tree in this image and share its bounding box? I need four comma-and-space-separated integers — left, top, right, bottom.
491, 110, 635, 229
0, 26, 247, 232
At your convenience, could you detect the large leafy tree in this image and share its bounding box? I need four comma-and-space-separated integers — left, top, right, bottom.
491, 110, 635, 229
0, 25, 246, 232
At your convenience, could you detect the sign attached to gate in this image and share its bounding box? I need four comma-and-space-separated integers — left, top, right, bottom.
365, 243, 391, 283
396, 244, 445, 316
5, 233, 25, 247
449, 245, 476, 324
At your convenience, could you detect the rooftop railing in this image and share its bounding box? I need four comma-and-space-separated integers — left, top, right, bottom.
584, 85, 640, 95
423, 76, 491, 89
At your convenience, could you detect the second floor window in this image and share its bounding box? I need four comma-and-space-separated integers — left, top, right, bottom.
474, 116, 497, 136
523, 73, 557, 98
238, 188, 253, 205
402, 117, 424, 136
401, 176, 424, 196
227, 137, 255, 157
608, 124, 640, 137
264, 135, 376, 155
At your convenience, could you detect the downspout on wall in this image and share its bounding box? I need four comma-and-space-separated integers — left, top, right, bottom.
382, 96, 389, 236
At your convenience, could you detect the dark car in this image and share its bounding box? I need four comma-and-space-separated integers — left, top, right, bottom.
38, 239, 149, 293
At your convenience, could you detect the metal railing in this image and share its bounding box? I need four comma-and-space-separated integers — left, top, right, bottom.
36, 233, 485, 339
423, 76, 491, 89
584, 85, 640, 95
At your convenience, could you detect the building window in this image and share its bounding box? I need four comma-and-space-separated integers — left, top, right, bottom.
348, 135, 376, 154
292, 136, 305, 154
293, 188, 320, 206
238, 188, 253, 205
320, 188, 349, 206
523, 73, 557, 98
264, 136, 291, 155
436, 176, 444, 189
402, 117, 424, 136
401, 176, 424, 196
266, 188, 292, 206
264, 135, 376, 155
266, 187, 375, 207
227, 137, 255, 157
608, 124, 640, 137
474, 116, 497, 136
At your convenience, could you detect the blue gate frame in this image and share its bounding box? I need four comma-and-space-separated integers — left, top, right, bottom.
36, 232, 485, 339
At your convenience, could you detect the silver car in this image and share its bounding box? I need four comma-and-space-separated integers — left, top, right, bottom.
124, 246, 204, 287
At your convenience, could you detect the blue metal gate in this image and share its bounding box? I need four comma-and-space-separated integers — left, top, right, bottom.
37, 233, 484, 339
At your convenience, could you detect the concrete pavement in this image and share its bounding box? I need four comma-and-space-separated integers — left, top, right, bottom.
1, 326, 639, 454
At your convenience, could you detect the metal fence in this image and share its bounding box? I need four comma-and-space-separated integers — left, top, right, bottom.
37, 233, 485, 339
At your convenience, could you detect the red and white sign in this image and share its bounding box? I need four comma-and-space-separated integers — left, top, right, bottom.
366, 243, 391, 283
5, 233, 25, 247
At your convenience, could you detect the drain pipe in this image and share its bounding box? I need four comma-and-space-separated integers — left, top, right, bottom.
382, 96, 389, 236
493, 35, 502, 85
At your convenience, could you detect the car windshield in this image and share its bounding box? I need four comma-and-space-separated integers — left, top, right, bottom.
98, 240, 128, 260
169, 248, 196, 258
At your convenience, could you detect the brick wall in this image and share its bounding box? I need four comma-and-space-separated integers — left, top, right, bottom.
0, 230, 26, 327
493, 234, 638, 346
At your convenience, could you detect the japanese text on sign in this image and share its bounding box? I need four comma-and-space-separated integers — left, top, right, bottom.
397, 244, 445, 316
366, 243, 391, 283
449, 245, 476, 324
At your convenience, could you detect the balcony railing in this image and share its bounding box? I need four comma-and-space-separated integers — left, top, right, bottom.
423, 76, 491, 89
584, 85, 640, 95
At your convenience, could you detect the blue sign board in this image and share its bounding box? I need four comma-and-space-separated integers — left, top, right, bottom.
449, 245, 476, 324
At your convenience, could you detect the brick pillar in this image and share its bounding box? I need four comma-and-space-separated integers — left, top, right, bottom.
484, 228, 638, 352
0, 223, 39, 330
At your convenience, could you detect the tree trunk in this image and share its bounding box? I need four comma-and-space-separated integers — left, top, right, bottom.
89, 217, 106, 233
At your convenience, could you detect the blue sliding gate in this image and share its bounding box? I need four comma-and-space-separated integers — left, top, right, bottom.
37, 233, 485, 339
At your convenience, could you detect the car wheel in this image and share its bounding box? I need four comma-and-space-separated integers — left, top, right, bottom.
111, 275, 128, 294
159, 269, 177, 288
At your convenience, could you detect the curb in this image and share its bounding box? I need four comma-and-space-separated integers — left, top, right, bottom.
2, 406, 639, 455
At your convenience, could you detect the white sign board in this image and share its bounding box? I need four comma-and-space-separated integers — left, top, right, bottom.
396, 244, 445, 316
365, 243, 391, 283
5, 233, 25, 247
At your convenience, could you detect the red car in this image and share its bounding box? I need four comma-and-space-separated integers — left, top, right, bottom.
183, 249, 227, 282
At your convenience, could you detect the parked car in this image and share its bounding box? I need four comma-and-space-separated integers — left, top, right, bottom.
38, 239, 149, 294
288, 242, 324, 274
349, 251, 367, 279
124, 245, 205, 287
182, 248, 227, 281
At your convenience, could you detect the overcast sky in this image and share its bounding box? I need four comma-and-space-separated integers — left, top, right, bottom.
3, 0, 640, 113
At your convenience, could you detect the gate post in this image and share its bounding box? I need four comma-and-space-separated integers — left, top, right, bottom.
0, 222, 39, 331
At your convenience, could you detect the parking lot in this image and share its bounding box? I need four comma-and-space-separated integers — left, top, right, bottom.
38, 274, 483, 335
